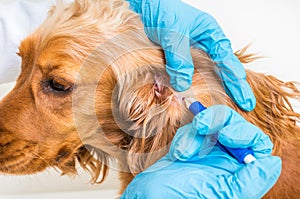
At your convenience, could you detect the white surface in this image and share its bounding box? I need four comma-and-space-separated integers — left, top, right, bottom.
0, 0, 56, 83
0, 166, 120, 196
0, 190, 118, 199
0, 0, 299, 198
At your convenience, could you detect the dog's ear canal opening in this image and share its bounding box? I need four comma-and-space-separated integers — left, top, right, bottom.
153, 76, 172, 103
154, 81, 164, 98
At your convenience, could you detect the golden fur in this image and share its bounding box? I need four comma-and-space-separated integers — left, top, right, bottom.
0, 0, 299, 198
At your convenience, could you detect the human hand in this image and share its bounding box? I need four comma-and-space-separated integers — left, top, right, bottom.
121, 105, 281, 198
127, 0, 256, 111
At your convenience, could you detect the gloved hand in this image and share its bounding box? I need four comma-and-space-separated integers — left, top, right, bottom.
121, 105, 282, 198
127, 0, 256, 111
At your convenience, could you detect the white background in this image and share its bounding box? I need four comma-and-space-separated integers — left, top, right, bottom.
0, 0, 300, 198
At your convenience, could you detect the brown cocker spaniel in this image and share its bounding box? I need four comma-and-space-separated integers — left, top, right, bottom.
0, 0, 299, 198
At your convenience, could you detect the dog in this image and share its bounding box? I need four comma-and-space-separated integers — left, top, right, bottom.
0, 0, 299, 198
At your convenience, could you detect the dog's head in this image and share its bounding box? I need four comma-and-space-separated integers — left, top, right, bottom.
0, 0, 136, 178
0, 0, 194, 180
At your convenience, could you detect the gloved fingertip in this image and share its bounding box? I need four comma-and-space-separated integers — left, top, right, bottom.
224, 81, 256, 112
238, 95, 256, 112
170, 76, 192, 92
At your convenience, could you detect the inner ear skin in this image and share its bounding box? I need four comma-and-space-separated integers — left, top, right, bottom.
154, 82, 164, 98
153, 75, 173, 102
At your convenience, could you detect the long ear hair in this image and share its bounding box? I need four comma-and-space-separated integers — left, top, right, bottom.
244, 69, 300, 153
76, 145, 110, 183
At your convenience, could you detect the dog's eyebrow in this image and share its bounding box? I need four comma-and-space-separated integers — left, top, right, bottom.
36, 63, 60, 74
36, 63, 77, 84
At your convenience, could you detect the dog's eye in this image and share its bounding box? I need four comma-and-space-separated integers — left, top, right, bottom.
43, 77, 73, 93
50, 77, 71, 92
50, 79, 68, 91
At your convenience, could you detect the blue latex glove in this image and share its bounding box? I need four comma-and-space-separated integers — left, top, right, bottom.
127, 0, 256, 111
121, 105, 281, 198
